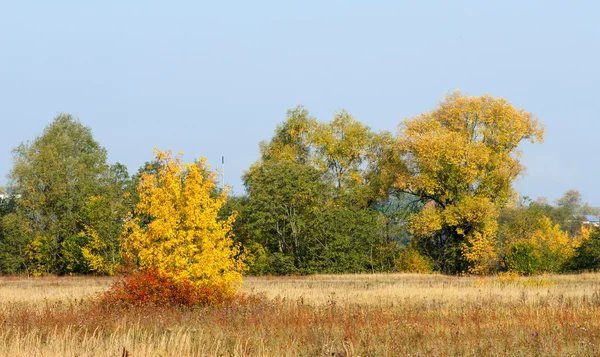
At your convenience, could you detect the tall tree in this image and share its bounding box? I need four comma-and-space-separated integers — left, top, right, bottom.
257, 106, 395, 206
556, 189, 597, 217
394, 91, 544, 274
9, 114, 128, 275
242, 161, 328, 273
237, 107, 400, 274
241, 161, 383, 274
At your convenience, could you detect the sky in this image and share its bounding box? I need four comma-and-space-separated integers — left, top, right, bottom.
1, 1, 599, 203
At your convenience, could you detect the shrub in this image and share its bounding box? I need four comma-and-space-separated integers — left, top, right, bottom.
497, 271, 520, 283
396, 248, 434, 273
504, 241, 541, 275
570, 228, 600, 271
102, 268, 226, 307
501, 216, 574, 274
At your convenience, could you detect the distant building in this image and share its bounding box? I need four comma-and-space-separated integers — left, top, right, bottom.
0, 193, 19, 200
582, 215, 600, 227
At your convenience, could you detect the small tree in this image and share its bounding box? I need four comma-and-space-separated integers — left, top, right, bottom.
121, 150, 246, 302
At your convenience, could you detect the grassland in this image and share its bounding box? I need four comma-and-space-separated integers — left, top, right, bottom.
1, 273, 600, 356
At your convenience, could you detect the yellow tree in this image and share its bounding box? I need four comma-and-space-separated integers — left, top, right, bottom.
498, 203, 585, 274
121, 150, 246, 297
395, 91, 544, 274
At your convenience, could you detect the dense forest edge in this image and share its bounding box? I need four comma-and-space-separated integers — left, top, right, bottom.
2, 91, 600, 278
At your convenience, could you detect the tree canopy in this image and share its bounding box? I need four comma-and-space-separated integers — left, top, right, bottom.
6, 114, 130, 275
4, 93, 600, 278
394, 91, 545, 273
234, 107, 399, 274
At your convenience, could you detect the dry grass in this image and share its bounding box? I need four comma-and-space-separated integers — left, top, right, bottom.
244, 273, 600, 306
1, 273, 600, 356
0, 275, 112, 304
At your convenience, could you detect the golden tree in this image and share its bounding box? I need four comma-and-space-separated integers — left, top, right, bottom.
395, 91, 544, 274
121, 150, 246, 298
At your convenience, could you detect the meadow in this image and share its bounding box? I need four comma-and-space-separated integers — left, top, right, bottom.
1, 273, 600, 356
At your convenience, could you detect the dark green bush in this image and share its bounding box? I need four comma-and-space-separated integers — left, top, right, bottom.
570, 228, 600, 271
504, 241, 542, 275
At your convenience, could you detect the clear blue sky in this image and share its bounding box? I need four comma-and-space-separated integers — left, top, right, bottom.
1, 1, 599, 203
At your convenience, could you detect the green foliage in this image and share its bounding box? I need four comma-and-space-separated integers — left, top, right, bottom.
504, 241, 541, 275
241, 161, 383, 274
0, 98, 576, 278
571, 228, 600, 271
0, 211, 31, 274
258, 106, 316, 165
243, 161, 326, 272
8, 114, 131, 275
498, 203, 575, 274
240, 159, 392, 274
305, 205, 383, 273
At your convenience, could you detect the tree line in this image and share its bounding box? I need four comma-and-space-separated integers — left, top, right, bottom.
1, 91, 600, 276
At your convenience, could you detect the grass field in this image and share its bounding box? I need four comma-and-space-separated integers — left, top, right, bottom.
1, 273, 600, 356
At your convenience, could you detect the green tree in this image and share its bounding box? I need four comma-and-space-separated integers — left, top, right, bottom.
220, 195, 270, 275
257, 106, 396, 207
239, 106, 399, 274
242, 161, 328, 274
0, 192, 31, 274
312, 111, 397, 208
9, 114, 129, 275
504, 241, 541, 275
62, 163, 132, 275
372, 191, 424, 271
571, 228, 600, 271
240, 160, 386, 274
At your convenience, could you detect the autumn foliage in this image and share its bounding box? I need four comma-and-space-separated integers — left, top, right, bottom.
395, 247, 434, 273
102, 268, 226, 306
118, 150, 246, 305
395, 91, 545, 274
7, 94, 600, 280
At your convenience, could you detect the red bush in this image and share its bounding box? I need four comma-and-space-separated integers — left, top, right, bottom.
102, 268, 226, 307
